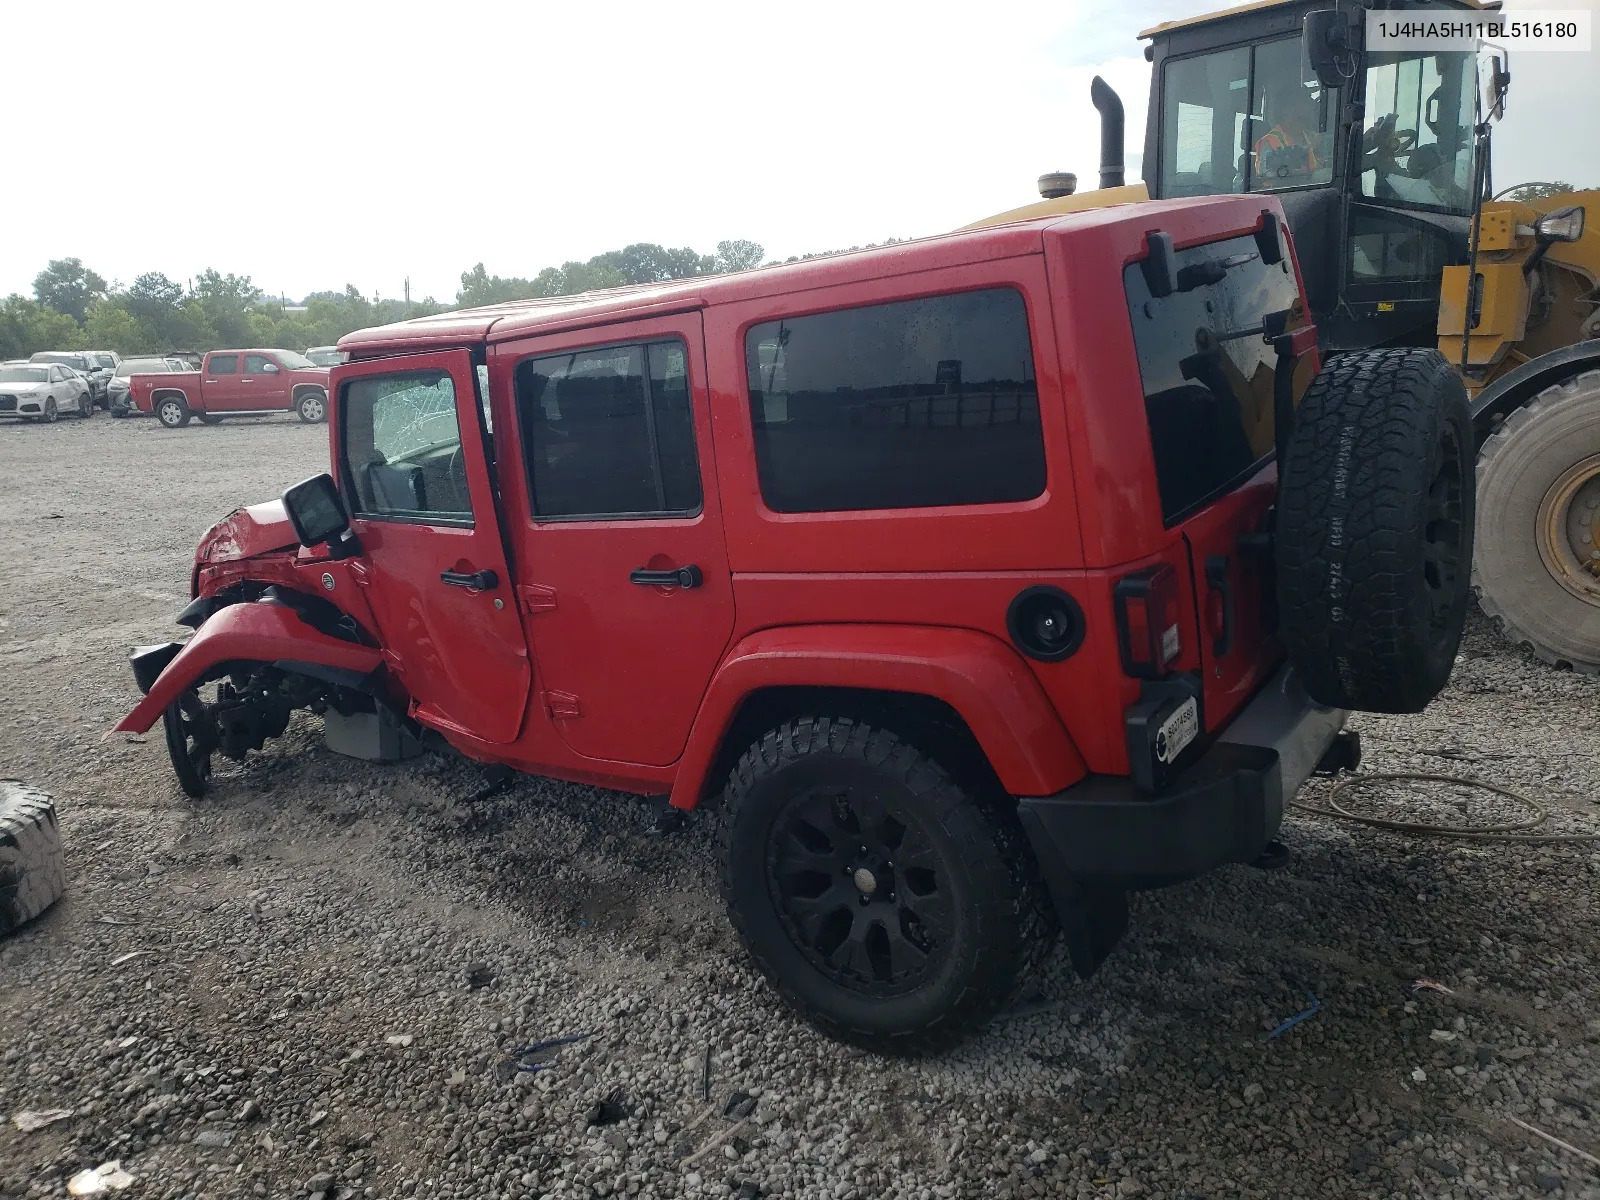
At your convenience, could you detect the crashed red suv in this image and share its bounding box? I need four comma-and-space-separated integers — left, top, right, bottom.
118, 194, 1473, 1050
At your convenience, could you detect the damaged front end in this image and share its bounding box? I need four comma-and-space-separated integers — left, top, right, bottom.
120, 498, 417, 797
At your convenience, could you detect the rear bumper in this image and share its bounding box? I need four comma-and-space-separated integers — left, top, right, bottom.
1018, 663, 1346, 892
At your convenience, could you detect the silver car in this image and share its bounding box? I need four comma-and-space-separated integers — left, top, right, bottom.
0, 362, 95, 421
107, 356, 190, 415
30, 351, 110, 404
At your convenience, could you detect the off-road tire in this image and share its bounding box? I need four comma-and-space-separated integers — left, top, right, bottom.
720, 716, 1052, 1054
1277, 348, 1474, 712
1474, 369, 1600, 672
296, 389, 327, 424
0, 781, 67, 934
156, 395, 191, 429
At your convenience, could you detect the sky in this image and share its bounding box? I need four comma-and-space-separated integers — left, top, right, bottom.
5, 0, 1596, 306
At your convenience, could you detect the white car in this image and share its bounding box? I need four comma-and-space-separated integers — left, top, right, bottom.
0, 362, 95, 422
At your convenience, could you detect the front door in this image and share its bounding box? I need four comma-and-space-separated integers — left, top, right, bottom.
241, 352, 291, 410
494, 314, 736, 767
331, 348, 531, 743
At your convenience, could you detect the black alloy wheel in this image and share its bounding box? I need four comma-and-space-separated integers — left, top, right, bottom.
721, 717, 1052, 1053
767, 781, 954, 996
163, 688, 217, 798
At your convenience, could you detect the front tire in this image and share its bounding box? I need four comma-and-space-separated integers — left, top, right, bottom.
1277, 349, 1474, 712
43, 398, 58, 423
721, 717, 1050, 1054
156, 395, 192, 428
79, 392, 94, 418
1475, 369, 1600, 672
163, 689, 216, 798
296, 389, 327, 423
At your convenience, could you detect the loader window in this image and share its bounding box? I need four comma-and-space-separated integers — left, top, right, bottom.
1125, 228, 1304, 523
1159, 39, 1334, 198
341, 371, 473, 525
1360, 51, 1475, 212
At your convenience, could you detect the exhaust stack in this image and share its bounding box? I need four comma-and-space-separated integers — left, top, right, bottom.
1090, 76, 1125, 189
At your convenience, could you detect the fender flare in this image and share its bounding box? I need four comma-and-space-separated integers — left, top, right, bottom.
667, 624, 1088, 809
113, 602, 383, 735
145, 386, 192, 414
1472, 338, 1600, 446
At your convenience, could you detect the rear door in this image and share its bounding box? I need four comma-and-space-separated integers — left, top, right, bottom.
1124, 221, 1309, 728
331, 349, 532, 742
241, 352, 290, 410
203, 353, 245, 410
494, 313, 736, 767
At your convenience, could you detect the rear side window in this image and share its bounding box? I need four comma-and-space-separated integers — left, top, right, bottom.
744, 288, 1045, 513
1126, 229, 1302, 524
515, 339, 702, 519
209, 355, 239, 375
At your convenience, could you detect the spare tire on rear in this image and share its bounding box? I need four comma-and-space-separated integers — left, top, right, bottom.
1276, 348, 1474, 712
1, 781, 67, 934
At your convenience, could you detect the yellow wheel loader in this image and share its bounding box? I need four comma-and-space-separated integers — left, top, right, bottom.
973, 0, 1600, 670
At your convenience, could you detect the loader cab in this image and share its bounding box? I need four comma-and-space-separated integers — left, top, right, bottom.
1140, 0, 1491, 352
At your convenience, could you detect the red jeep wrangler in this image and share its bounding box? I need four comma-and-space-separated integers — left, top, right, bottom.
118, 195, 1473, 1051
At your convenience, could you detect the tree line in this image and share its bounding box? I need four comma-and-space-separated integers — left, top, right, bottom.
0, 236, 843, 361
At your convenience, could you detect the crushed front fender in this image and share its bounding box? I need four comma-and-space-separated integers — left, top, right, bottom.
113, 602, 384, 735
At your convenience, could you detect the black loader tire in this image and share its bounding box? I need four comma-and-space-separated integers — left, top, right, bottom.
198, 413, 224, 426
721, 716, 1053, 1055
0, 781, 67, 934
1277, 348, 1474, 712
1474, 369, 1600, 672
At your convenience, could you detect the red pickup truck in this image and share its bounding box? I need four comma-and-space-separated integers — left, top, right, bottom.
130, 349, 330, 428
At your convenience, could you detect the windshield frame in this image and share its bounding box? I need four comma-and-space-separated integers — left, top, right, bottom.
272, 349, 316, 370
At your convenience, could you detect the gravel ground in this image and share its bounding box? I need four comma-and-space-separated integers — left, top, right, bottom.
2, 413, 1600, 1200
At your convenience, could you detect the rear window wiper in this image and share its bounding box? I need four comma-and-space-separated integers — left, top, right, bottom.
1175, 251, 1259, 293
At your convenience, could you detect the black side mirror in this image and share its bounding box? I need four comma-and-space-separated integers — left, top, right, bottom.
1303, 9, 1358, 90
282, 473, 359, 558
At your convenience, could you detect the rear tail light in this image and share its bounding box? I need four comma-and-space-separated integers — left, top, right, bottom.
1113, 563, 1182, 679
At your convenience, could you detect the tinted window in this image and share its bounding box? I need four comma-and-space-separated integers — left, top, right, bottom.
242, 354, 276, 373
209, 354, 239, 375
341, 371, 472, 523
515, 339, 702, 519
1125, 229, 1302, 523
744, 289, 1044, 513
94, 354, 117, 368
1348, 207, 1458, 281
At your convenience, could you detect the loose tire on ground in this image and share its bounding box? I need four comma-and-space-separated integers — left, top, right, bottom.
156, 395, 191, 429
198, 414, 224, 426
1277, 348, 1475, 712
0, 781, 67, 934
296, 389, 327, 424
720, 716, 1052, 1054
1474, 369, 1600, 672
